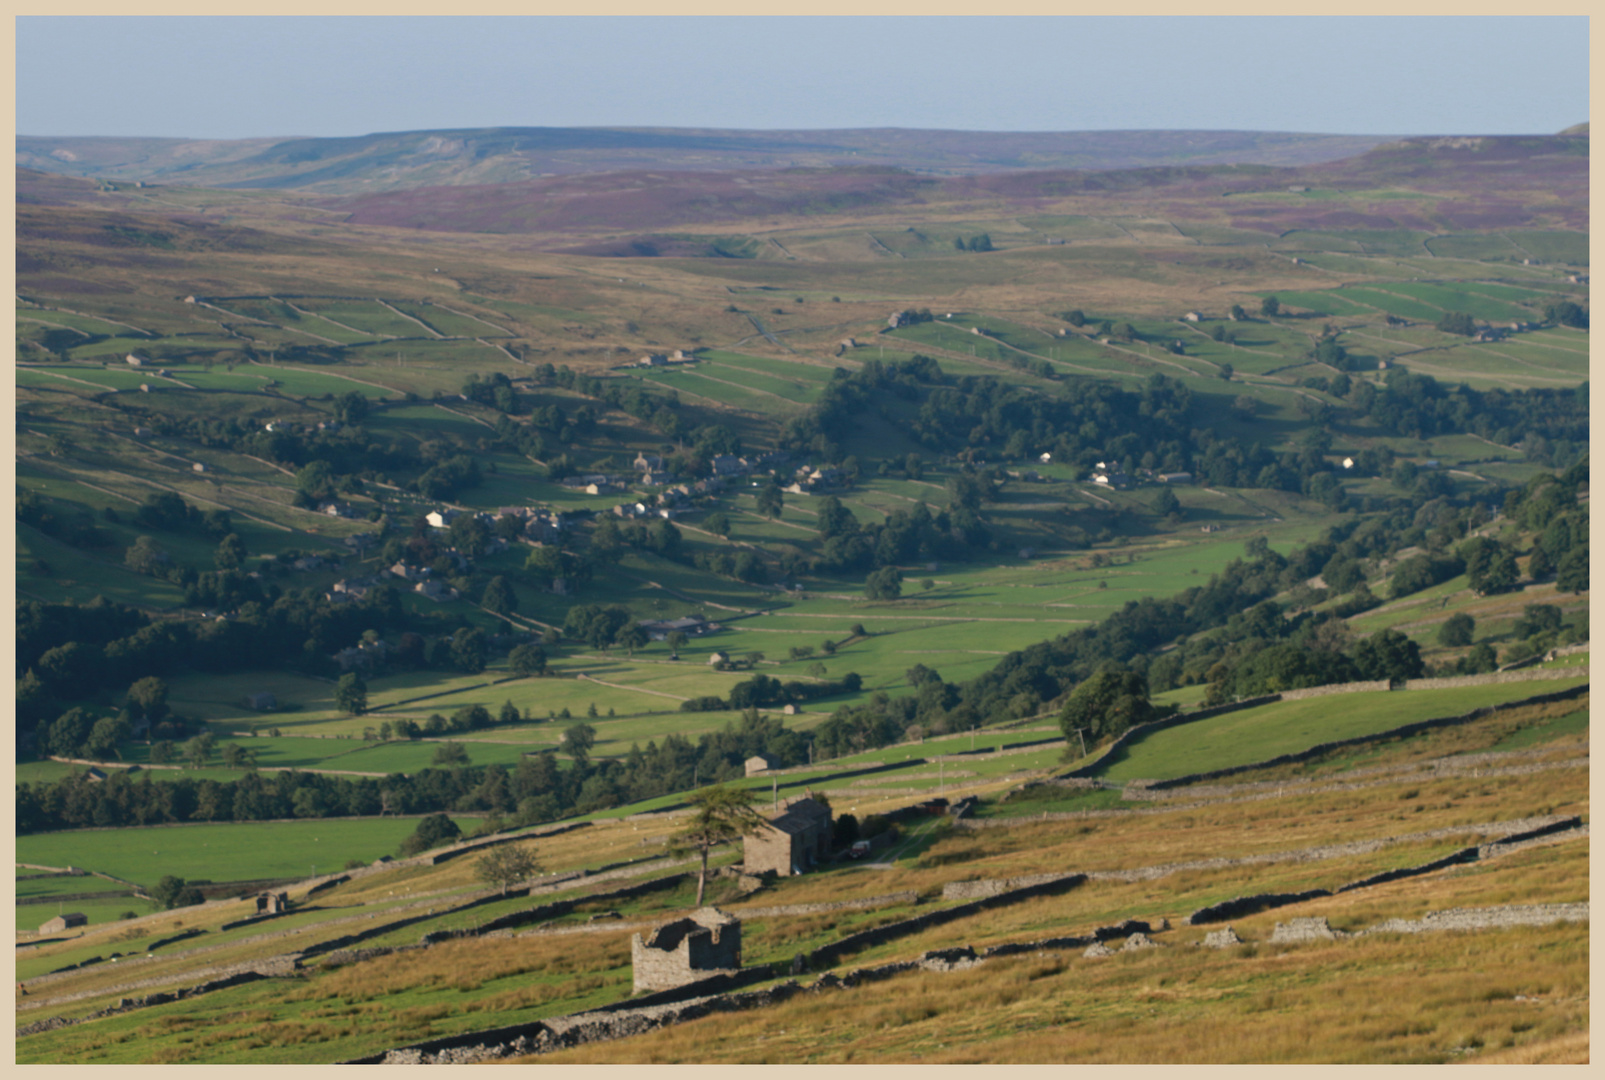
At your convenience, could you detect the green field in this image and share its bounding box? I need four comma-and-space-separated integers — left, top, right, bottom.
14, 816, 487, 892
1095, 678, 1588, 782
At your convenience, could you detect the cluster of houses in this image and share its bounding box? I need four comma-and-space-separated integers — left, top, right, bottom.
632, 349, 697, 368
1087, 462, 1192, 490
784, 463, 850, 495
633, 614, 723, 642
586, 451, 801, 512
331, 635, 393, 671
262, 419, 343, 435
425, 505, 568, 545
559, 474, 630, 495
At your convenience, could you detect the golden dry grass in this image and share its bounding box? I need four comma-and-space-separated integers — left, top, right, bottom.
530, 917, 1588, 1064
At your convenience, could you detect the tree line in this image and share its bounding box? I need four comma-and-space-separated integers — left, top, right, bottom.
15, 709, 812, 835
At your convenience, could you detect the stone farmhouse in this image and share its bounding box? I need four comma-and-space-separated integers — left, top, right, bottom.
630, 907, 741, 993
743, 796, 832, 877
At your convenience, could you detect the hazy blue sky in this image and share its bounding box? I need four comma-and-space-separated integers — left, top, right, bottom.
17, 16, 1589, 139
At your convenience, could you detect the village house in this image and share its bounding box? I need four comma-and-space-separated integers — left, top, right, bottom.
1092, 468, 1132, 490
633, 452, 665, 472
630, 908, 741, 993
1157, 472, 1193, 484
786, 466, 849, 495
710, 454, 745, 477
415, 579, 458, 603
425, 509, 459, 529
523, 515, 563, 544
742, 796, 833, 877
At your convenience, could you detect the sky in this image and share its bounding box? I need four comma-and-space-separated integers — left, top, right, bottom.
16, 16, 1590, 139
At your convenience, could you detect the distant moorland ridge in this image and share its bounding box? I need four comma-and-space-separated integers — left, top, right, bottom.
17, 126, 1400, 195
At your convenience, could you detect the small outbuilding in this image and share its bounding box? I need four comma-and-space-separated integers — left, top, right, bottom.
745, 753, 778, 776
39, 913, 88, 934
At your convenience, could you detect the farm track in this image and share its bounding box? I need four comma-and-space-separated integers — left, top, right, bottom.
246, 359, 406, 396
672, 368, 802, 405
575, 673, 688, 702
92, 466, 315, 535
742, 313, 794, 353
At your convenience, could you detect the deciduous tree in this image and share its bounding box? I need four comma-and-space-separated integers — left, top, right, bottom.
475, 843, 541, 895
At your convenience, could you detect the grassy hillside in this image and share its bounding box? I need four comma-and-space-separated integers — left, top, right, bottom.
14, 687, 1587, 1064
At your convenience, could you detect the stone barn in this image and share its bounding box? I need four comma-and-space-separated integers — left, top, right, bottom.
743, 796, 832, 877
39, 912, 88, 934
744, 753, 777, 777
630, 907, 741, 993
255, 891, 290, 915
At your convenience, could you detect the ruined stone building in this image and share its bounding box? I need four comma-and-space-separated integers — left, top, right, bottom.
630, 907, 741, 993
742, 796, 832, 877
255, 891, 290, 916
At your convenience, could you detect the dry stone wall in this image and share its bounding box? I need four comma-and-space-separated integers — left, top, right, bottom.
1400, 667, 1589, 691
739, 891, 918, 919
1186, 816, 1584, 925
1277, 680, 1390, 700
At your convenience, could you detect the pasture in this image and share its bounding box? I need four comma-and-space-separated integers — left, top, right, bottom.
14, 816, 488, 893
1093, 677, 1588, 782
